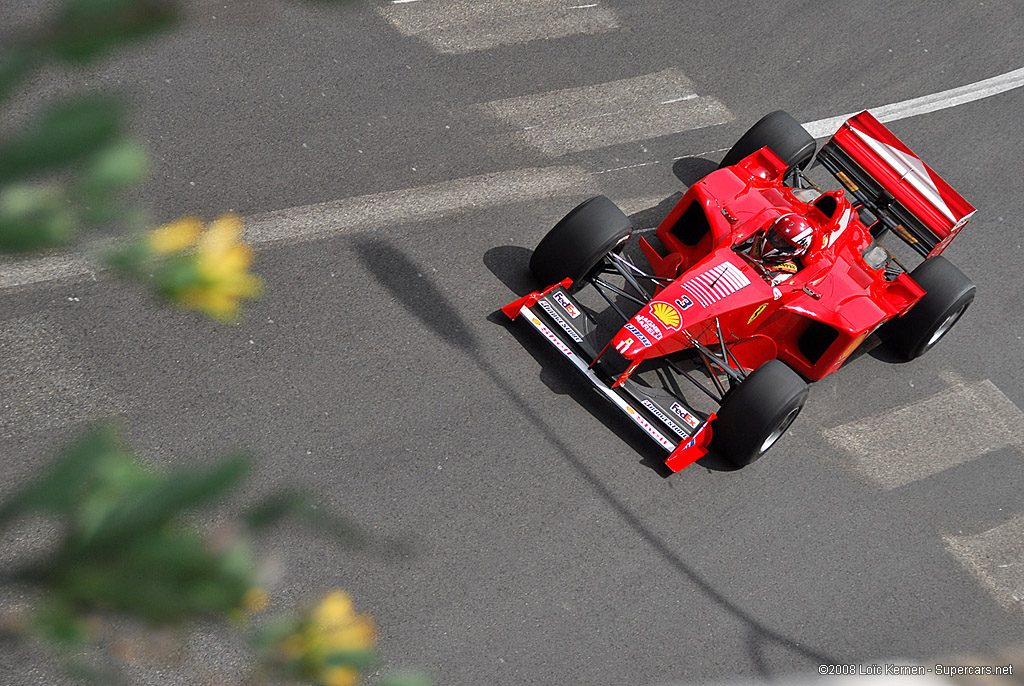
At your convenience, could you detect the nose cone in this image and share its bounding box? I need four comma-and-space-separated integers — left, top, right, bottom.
609, 300, 685, 358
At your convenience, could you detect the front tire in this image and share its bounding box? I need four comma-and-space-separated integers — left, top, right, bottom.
529, 195, 632, 291
718, 110, 816, 176
709, 360, 808, 467
883, 256, 975, 360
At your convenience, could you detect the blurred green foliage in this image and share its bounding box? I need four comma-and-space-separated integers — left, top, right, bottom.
48, 0, 180, 63
0, 96, 124, 183
0, 427, 255, 642
1, 1, 428, 684
0, 425, 412, 685
0, 0, 170, 252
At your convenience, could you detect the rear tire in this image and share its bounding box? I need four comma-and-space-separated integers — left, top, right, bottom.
718, 110, 816, 175
529, 195, 632, 291
709, 360, 808, 467
883, 256, 975, 360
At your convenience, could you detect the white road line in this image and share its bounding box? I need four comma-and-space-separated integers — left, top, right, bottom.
3, 68, 1022, 289
618, 195, 672, 215
377, 0, 619, 54
822, 379, 1024, 490
243, 165, 590, 244
945, 513, 1024, 620
0, 166, 591, 289
475, 68, 734, 156
802, 66, 1024, 138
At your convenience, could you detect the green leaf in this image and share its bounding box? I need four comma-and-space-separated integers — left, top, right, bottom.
79, 140, 148, 198
31, 596, 92, 646
0, 183, 76, 251
0, 44, 41, 103
244, 490, 314, 530
49, 0, 180, 63
43, 532, 252, 622
77, 455, 250, 550
380, 672, 433, 686
324, 648, 376, 671
0, 426, 123, 524
152, 254, 202, 297
0, 96, 123, 183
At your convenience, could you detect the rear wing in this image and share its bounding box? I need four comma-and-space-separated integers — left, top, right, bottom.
817, 111, 976, 258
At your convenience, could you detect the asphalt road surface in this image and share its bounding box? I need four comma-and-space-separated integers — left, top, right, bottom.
2, 1, 1024, 684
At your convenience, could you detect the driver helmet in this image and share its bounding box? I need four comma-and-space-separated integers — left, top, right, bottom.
754, 213, 815, 263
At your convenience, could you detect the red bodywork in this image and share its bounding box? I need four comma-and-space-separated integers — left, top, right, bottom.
613, 113, 975, 383
828, 112, 976, 257
505, 112, 974, 471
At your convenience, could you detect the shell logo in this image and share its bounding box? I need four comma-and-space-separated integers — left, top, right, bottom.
650, 302, 681, 329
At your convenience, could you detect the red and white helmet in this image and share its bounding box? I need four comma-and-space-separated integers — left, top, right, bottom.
755, 213, 815, 263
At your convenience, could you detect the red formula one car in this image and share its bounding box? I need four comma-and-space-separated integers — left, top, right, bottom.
503, 111, 976, 471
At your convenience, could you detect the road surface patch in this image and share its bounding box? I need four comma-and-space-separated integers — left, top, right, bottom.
377, 0, 619, 54
475, 68, 733, 156
822, 379, 1024, 490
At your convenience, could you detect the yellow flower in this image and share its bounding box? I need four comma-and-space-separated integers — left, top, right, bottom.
242, 587, 270, 614
314, 592, 354, 626
177, 213, 262, 321
323, 619, 375, 653
322, 666, 360, 686
263, 591, 376, 686
147, 217, 202, 254
311, 591, 376, 653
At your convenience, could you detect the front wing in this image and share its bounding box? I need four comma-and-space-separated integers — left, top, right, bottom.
503, 281, 715, 472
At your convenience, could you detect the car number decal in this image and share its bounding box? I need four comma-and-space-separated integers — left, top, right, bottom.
675, 296, 695, 310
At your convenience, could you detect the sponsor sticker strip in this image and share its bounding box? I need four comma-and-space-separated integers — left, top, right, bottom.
670, 402, 701, 429
539, 300, 584, 343
641, 399, 691, 438
633, 315, 663, 341
553, 291, 581, 318
626, 407, 676, 450
625, 324, 652, 348
530, 317, 575, 358
520, 305, 680, 455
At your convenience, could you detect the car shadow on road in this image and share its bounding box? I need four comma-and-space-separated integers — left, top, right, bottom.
493, 308, 743, 475
487, 307, 675, 477
673, 155, 718, 186
356, 234, 837, 674
482, 203, 745, 477
482, 245, 534, 297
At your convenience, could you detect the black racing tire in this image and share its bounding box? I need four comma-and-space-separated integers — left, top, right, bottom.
718, 110, 816, 174
883, 256, 975, 360
709, 360, 808, 468
529, 195, 632, 291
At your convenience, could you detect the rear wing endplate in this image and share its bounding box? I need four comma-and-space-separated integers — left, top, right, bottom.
817, 111, 976, 258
